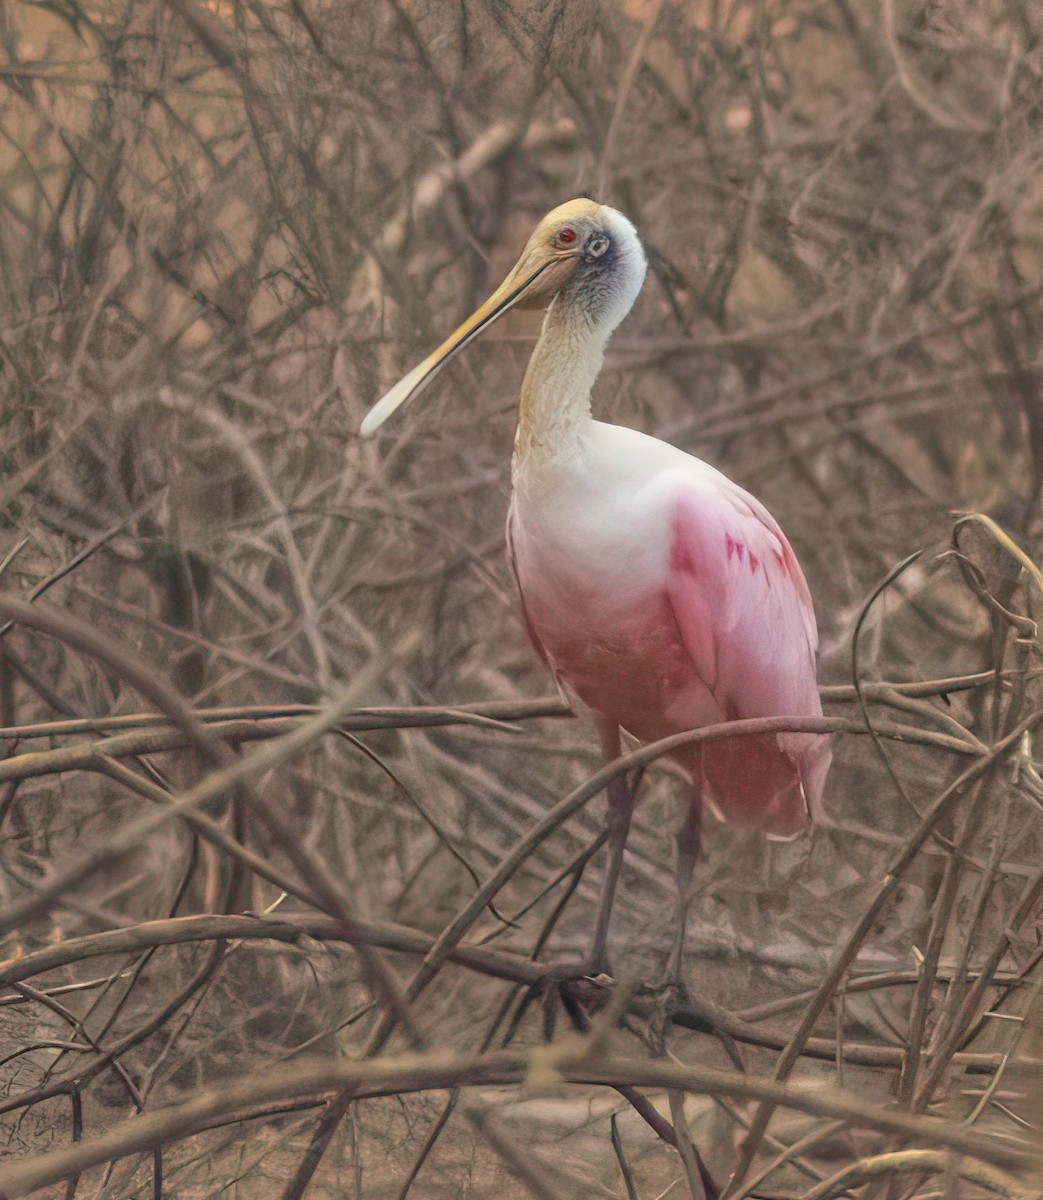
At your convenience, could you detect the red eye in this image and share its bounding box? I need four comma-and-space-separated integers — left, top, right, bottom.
558, 228, 577, 244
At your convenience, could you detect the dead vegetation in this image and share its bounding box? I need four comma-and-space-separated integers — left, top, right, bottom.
1, 0, 1042, 1196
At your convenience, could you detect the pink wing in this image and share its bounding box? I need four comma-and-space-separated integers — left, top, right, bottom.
666, 480, 830, 836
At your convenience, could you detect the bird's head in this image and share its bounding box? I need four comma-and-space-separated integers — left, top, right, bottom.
360, 198, 647, 437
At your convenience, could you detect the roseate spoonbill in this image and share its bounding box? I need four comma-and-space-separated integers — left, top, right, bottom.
361, 199, 830, 977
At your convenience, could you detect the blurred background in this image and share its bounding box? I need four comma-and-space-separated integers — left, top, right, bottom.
1, 0, 1041, 1195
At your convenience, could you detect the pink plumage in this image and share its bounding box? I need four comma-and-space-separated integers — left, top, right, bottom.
362, 198, 830, 971
508, 422, 829, 838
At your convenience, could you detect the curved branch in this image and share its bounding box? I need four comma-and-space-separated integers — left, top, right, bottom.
0, 1049, 1032, 1197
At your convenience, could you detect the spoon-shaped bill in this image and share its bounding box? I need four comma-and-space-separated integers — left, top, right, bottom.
359, 254, 573, 437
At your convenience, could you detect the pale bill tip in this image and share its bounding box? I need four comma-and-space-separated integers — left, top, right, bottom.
358, 398, 390, 438
359, 377, 413, 438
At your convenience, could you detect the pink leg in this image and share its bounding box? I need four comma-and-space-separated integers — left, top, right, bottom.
649, 783, 703, 1055
589, 720, 635, 975
664, 787, 702, 986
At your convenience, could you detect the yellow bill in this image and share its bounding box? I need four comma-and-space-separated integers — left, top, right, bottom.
359, 250, 577, 438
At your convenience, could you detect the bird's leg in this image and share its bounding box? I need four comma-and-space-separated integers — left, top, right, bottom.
650, 789, 702, 1053
588, 721, 634, 977
665, 792, 702, 988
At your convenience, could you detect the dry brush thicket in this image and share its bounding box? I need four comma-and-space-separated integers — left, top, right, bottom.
1, 0, 1042, 1196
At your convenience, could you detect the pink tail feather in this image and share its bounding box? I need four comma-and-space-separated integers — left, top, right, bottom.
695, 733, 830, 839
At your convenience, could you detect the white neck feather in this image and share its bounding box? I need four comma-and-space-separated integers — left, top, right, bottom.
511, 204, 647, 475
512, 299, 605, 468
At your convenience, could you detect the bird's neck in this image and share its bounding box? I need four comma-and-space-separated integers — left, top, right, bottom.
513, 298, 606, 469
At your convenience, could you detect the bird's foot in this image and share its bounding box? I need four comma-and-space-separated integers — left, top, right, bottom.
645, 975, 688, 1055
538, 959, 615, 995
640, 979, 746, 1070
528, 962, 614, 1042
